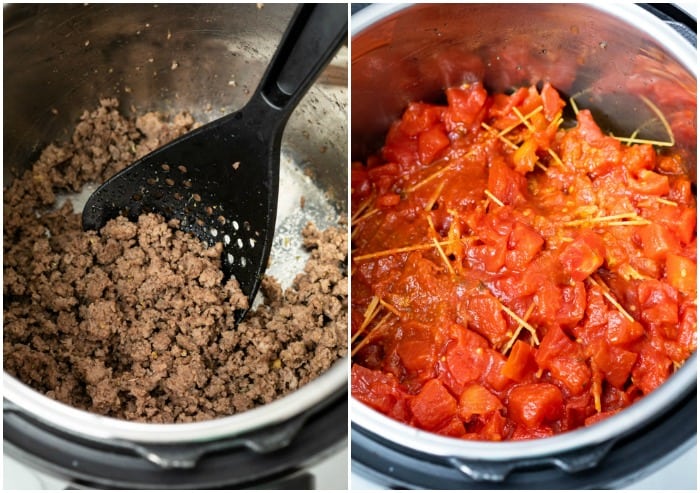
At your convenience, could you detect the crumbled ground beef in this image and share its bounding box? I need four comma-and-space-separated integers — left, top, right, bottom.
3, 99, 347, 422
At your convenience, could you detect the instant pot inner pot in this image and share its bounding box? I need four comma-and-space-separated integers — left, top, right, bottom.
350, 2, 696, 487
3, 3, 348, 486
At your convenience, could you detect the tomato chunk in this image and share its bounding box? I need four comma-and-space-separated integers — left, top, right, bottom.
502, 340, 536, 382
508, 383, 563, 429
606, 311, 644, 346
351, 364, 410, 422
400, 102, 444, 136
444, 83, 487, 130
506, 222, 544, 270
458, 383, 504, 420
464, 293, 508, 347
666, 253, 696, 295
418, 126, 450, 165
410, 379, 457, 430
639, 223, 679, 262
536, 325, 591, 394
638, 280, 679, 326
560, 231, 605, 281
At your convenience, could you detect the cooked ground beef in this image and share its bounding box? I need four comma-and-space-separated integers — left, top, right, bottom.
3, 99, 347, 422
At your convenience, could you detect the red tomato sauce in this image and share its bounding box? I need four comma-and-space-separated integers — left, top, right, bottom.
351, 82, 696, 440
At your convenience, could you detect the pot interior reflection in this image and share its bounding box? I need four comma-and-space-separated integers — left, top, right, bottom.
352, 3, 696, 174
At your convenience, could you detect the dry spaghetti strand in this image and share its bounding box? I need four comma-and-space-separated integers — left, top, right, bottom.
588, 275, 636, 323
351, 311, 394, 356
353, 239, 466, 262
501, 302, 537, 354
497, 299, 540, 347
563, 212, 650, 228
352, 295, 381, 344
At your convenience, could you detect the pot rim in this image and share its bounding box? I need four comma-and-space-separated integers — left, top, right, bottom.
4, 357, 347, 444
350, 2, 697, 460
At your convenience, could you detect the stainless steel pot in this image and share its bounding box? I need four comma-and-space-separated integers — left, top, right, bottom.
351, 3, 696, 486
3, 3, 347, 487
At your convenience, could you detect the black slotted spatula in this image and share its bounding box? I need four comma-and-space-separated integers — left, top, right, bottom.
82, 4, 347, 321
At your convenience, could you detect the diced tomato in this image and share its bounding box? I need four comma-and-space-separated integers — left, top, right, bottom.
511, 425, 555, 440
533, 281, 563, 323
464, 293, 508, 347
444, 83, 488, 131
589, 339, 637, 389
563, 393, 595, 431
606, 311, 645, 346
540, 82, 566, 120
677, 305, 697, 355
458, 383, 504, 419
382, 124, 418, 167
629, 169, 670, 196
367, 161, 400, 180
560, 231, 605, 281
487, 155, 527, 206
481, 409, 507, 440
410, 379, 457, 430
489, 87, 528, 121
676, 208, 696, 245
506, 222, 544, 270
575, 109, 605, 143
668, 176, 693, 205
512, 138, 538, 174
582, 286, 609, 332
483, 348, 512, 391
549, 354, 593, 396
638, 280, 679, 326
396, 335, 436, 373
556, 281, 587, 327
536, 325, 591, 394
508, 383, 563, 429
468, 242, 508, 272
367, 162, 400, 196
444, 338, 488, 387
400, 102, 444, 137
560, 110, 622, 176
435, 416, 467, 437
666, 253, 696, 295
351, 161, 371, 197
502, 340, 537, 382
418, 125, 450, 165
351, 364, 410, 422
639, 221, 680, 263
631, 344, 672, 394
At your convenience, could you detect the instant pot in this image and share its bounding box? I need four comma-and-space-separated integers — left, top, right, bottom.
3, 3, 348, 489
350, 3, 696, 489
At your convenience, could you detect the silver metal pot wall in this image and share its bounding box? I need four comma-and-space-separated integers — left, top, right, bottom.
3, 3, 348, 487
351, 3, 696, 487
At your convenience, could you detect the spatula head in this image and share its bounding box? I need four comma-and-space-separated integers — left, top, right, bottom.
82, 111, 280, 316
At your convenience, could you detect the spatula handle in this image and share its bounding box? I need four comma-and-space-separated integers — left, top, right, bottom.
256, 3, 347, 115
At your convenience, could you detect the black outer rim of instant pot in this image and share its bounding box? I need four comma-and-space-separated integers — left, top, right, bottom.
3, 389, 347, 489
351, 389, 696, 490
